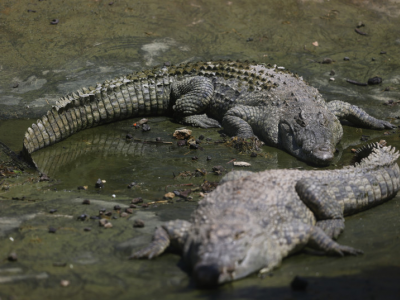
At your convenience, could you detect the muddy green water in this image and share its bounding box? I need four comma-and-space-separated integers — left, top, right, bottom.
1, 1, 400, 299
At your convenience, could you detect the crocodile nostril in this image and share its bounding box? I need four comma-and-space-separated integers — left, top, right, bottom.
319, 146, 329, 152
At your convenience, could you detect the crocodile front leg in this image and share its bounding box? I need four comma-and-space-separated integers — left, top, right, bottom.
130, 219, 191, 259
171, 76, 218, 128
327, 100, 395, 129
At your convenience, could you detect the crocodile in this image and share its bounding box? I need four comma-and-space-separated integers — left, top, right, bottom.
130, 143, 400, 287
21, 60, 394, 167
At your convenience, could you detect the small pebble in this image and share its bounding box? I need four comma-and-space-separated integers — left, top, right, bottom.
49, 209, 57, 214
129, 204, 137, 209
133, 219, 145, 228
131, 197, 143, 204
8, 252, 18, 262
125, 208, 134, 214
198, 135, 205, 140
60, 280, 70, 287
77, 186, 88, 190
380, 51, 387, 54
155, 137, 162, 142
371, 57, 376, 61
83, 227, 91, 232
164, 192, 175, 200
206, 156, 212, 161
141, 203, 149, 208
48, 227, 57, 233
329, 77, 335, 81
192, 156, 198, 160
246, 37, 253, 42
77, 214, 87, 221
104, 211, 112, 217
177, 140, 187, 147
103, 222, 113, 228
343, 57, 350, 61
82, 199, 90, 205
142, 124, 151, 131
367, 76, 382, 85
250, 152, 257, 157
99, 219, 108, 226
120, 212, 129, 218
50, 19, 59, 25
126, 134, 133, 139
114, 205, 121, 210
112, 194, 116, 198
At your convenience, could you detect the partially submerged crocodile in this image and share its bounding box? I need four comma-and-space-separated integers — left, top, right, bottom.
22, 60, 394, 166
131, 143, 400, 287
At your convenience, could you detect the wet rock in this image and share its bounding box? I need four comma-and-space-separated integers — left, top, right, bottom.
8, 252, 18, 262
83, 227, 91, 232
99, 219, 108, 226
141, 203, 149, 208
198, 134, 205, 140
77, 186, 88, 190
114, 205, 121, 211
371, 57, 376, 61
125, 208, 134, 214
48, 227, 57, 233
120, 212, 129, 218
82, 199, 90, 205
60, 280, 70, 287
126, 133, 133, 140
39, 173, 50, 182
212, 165, 225, 175
250, 152, 257, 157
137, 118, 148, 125
104, 211, 112, 217
95, 178, 104, 188
173, 129, 192, 140
343, 57, 350, 61
368, 76, 382, 85
77, 214, 87, 221
206, 156, 212, 161
127, 182, 137, 188
380, 51, 387, 54
206, 137, 212, 142
329, 70, 335, 76
50, 19, 59, 25
192, 156, 198, 160
129, 204, 137, 209
49, 209, 57, 214
90, 216, 100, 220
103, 223, 113, 228
173, 190, 180, 196
133, 219, 145, 228
291, 276, 308, 291
131, 197, 143, 204
164, 192, 175, 200
142, 124, 151, 131
360, 135, 370, 141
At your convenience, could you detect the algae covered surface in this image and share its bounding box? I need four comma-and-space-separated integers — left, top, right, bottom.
1, 0, 400, 299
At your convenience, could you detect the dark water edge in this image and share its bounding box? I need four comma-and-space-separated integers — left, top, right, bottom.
1, 0, 400, 299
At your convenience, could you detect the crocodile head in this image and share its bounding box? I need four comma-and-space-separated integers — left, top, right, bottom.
278, 104, 343, 165
188, 221, 280, 288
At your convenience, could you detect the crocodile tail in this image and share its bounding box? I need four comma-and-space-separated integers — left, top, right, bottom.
22, 73, 172, 162
354, 142, 400, 170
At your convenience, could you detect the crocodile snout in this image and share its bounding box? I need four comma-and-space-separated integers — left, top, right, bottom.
312, 144, 335, 164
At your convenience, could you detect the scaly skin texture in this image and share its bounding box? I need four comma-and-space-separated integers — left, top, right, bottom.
22, 60, 394, 166
130, 143, 400, 287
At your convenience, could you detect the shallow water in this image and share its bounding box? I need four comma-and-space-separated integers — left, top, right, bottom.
1, 0, 400, 299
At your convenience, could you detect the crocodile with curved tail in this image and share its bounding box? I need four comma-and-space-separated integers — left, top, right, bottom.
130, 143, 400, 287
21, 60, 394, 166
